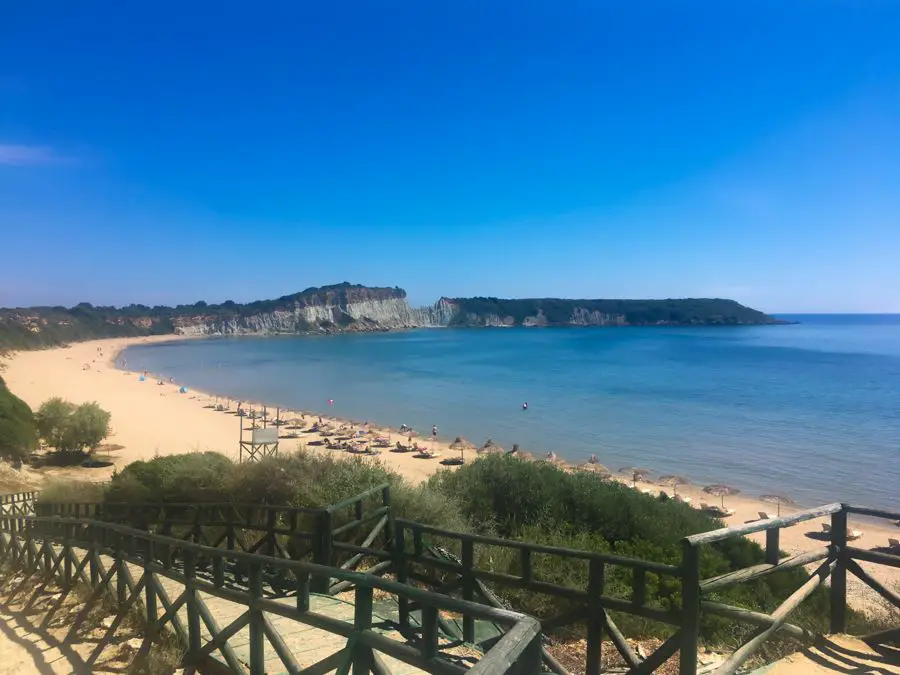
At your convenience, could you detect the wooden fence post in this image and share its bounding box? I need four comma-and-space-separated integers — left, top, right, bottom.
586, 559, 605, 675
680, 540, 700, 675
63, 523, 72, 591
312, 511, 333, 594
394, 523, 409, 629
184, 549, 201, 659
462, 538, 476, 644
249, 563, 265, 675
116, 534, 127, 605
830, 507, 848, 633
353, 585, 374, 675
145, 539, 157, 639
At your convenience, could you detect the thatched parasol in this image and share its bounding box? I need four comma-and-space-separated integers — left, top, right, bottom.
479, 438, 505, 455
619, 467, 652, 487
659, 475, 691, 497
449, 437, 476, 462
760, 494, 795, 517
703, 484, 740, 508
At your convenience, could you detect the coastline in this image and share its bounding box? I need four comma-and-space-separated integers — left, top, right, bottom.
3, 334, 899, 611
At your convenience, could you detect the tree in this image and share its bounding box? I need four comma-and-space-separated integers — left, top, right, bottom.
36, 397, 76, 450
0, 379, 37, 461
63, 402, 111, 453
36, 397, 110, 455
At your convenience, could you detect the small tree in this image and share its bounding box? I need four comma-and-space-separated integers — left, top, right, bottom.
63, 402, 111, 453
36, 397, 110, 455
36, 397, 76, 450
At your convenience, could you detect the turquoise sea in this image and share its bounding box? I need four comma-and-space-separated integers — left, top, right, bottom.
121, 315, 900, 510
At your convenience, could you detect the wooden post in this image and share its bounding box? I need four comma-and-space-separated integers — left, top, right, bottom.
395, 523, 409, 629
63, 524, 72, 591
421, 605, 439, 661
830, 508, 848, 633
116, 535, 127, 605
765, 528, 780, 565
382, 486, 393, 550
586, 559, 605, 675
462, 538, 476, 643
267, 509, 277, 557
312, 511, 333, 593
184, 549, 201, 658
249, 563, 265, 675
297, 571, 310, 613
353, 586, 374, 675
680, 540, 701, 675
145, 540, 157, 639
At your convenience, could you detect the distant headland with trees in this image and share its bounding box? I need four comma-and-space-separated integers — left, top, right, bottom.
0, 282, 785, 351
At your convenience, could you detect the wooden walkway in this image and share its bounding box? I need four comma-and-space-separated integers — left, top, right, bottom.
749, 634, 900, 674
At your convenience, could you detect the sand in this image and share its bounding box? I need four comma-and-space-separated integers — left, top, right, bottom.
3, 336, 899, 612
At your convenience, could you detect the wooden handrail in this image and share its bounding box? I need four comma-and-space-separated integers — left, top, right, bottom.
683, 503, 843, 546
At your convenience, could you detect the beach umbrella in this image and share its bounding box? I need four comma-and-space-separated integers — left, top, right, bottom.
760, 494, 795, 517
704, 484, 741, 508
659, 474, 691, 497
479, 438, 505, 455
449, 437, 475, 462
619, 467, 651, 487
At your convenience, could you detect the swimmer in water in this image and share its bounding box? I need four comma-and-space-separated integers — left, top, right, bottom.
522, 402, 528, 410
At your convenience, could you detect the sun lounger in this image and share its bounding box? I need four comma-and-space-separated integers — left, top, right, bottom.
758, 511, 773, 520
821, 523, 831, 533
701, 503, 734, 517
888, 538, 900, 551
847, 529, 862, 541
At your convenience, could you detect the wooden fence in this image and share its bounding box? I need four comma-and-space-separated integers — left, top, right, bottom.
0, 513, 543, 675
0, 490, 37, 517
684, 502, 900, 675
6, 488, 900, 674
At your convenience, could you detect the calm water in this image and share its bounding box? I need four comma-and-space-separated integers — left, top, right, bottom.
122, 315, 900, 510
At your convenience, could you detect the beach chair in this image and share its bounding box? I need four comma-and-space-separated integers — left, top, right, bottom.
888, 538, 900, 551
847, 528, 863, 541
758, 511, 773, 520
821, 523, 831, 534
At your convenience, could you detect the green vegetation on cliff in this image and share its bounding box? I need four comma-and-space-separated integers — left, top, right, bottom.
449, 296, 779, 327
0, 282, 782, 351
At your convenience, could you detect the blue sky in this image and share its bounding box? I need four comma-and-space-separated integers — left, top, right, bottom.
1, 1, 898, 312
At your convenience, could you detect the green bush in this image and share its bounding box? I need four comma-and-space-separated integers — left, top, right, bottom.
106, 452, 237, 503
0, 376, 37, 461
38, 478, 106, 504
35, 397, 111, 456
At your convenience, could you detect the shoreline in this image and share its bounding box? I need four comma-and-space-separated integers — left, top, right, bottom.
3, 335, 899, 612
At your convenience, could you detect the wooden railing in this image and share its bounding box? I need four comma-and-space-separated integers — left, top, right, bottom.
0, 490, 36, 517
11, 488, 900, 674
0, 514, 543, 675
683, 503, 900, 675
393, 519, 684, 675
36, 483, 393, 593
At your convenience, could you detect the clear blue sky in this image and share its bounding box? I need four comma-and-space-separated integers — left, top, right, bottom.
2, 1, 899, 312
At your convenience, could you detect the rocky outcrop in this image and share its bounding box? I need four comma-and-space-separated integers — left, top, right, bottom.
0, 284, 784, 350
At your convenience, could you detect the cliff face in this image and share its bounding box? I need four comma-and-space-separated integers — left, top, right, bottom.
0, 284, 782, 350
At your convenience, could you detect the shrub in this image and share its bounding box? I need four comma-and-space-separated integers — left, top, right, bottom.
35, 397, 111, 455
0, 376, 37, 461
38, 478, 106, 504
106, 452, 237, 503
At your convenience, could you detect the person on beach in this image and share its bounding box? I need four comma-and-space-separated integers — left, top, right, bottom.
432, 425, 438, 438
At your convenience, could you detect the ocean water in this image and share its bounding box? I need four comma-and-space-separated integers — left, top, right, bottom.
121, 315, 900, 510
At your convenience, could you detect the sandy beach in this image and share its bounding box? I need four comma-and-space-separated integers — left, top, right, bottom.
2, 336, 899, 612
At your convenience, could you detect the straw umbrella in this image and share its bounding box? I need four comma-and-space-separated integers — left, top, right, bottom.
449, 437, 475, 463
479, 439, 505, 455
619, 467, 652, 488
760, 494, 795, 517
659, 475, 691, 498
703, 484, 740, 509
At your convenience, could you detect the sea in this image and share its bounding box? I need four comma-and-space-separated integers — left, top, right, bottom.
120, 315, 900, 511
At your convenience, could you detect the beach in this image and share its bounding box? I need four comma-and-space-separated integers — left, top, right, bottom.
2, 335, 899, 611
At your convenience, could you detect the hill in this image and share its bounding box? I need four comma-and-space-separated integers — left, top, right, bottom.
0, 283, 783, 350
